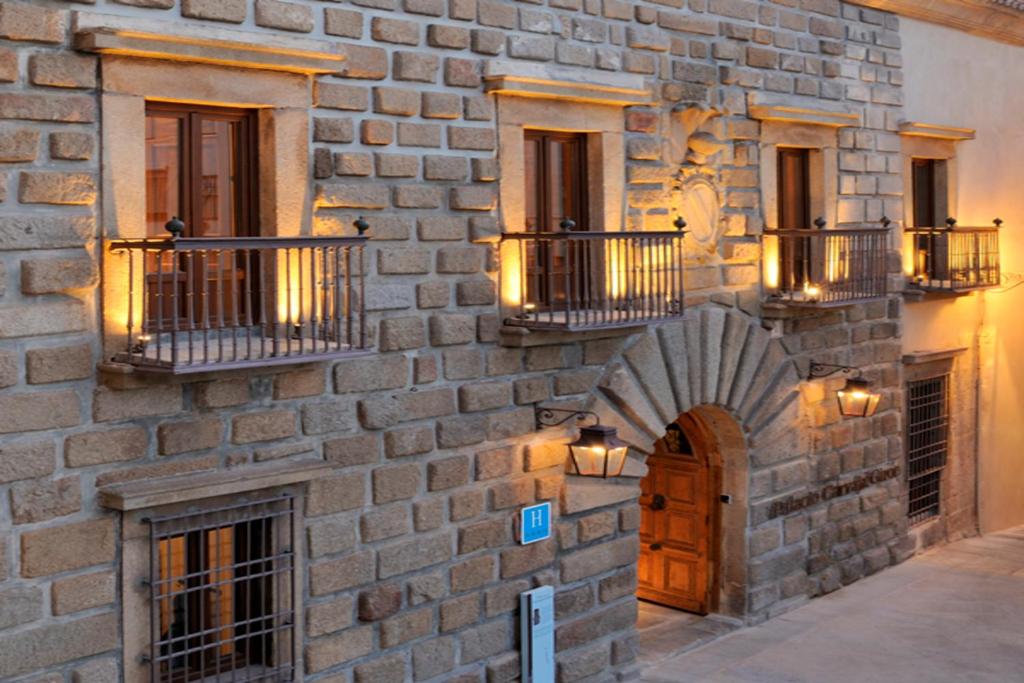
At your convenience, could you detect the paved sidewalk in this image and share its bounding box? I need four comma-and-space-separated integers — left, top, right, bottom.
641, 527, 1024, 683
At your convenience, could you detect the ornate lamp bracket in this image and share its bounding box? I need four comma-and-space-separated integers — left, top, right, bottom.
534, 405, 601, 431
807, 361, 863, 381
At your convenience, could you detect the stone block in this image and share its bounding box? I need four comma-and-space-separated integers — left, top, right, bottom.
20, 518, 114, 578
304, 399, 356, 435
476, 446, 514, 480
26, 343, 92, 384
361, 504, 411, 543
560, 536, 638, 582
255, 0, 313, 32
315, 83, 369, 112
394, 50, 440, 82
378, 247, 431, 274
378, 531, 452, 578
414, 497, 444, 531
428, 454, 470, 491
355, 653, 407, 683
554, 601, 635, 652
394, 185, 443, 208
373, 463, 421, 503
490, 478, 533, 510
157, 417, 222, 455
0, 613, 117, 680
231, 410, 295, 443
445, 57, 483, 86
29, 54, 96, 89
358, 583, 402, 621
335, 354, 408, 394
430, 313, 476, 345
422, 92, 462, 120
52, 570, 115, 615
380, 316, 427, 351
0, 350, 14, 388
501, 538, 556, 579
460, 618, 509, 663
0, 585, 42, 630
92, 384, 181, 422
307, 472, 365, 518
0, 126, 39, 162
182, 0, 247, 22
194, 378, 250, 408
436, 413, 487, 448
0, 300, 88, 339
372, 16, 420, 44
307, 517, 358, 558
381, 607, 433, 647
0, 93, 96, 123
305, 625, 374, 672
450, 489, 485, 522
323, 432, 380, 468
325, 7, 363, 38
0, 389, 80, 434
64, 427, 146, 467
307, 595, 354, 637
398, 121, 443, 147
424, 156, 469, 182
440, 593, 480, 631
0, 2, 63, 43
309, 551, 375, 596
10, 475, 81, 524
599, 567, 637, 603
413, 636, 456, 680
456, 279, 495, 306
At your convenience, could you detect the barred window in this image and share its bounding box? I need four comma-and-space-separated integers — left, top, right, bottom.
906, 376, 949, 525
147, 495, 296, 683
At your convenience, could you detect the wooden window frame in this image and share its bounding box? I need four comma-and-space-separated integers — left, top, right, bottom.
524, 129, 590, 232
777, 147, 813, 288
911, 157, 938, 228
145, 101, 260, 239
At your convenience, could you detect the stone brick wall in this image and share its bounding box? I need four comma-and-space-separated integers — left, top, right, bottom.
0, 0, 921, 681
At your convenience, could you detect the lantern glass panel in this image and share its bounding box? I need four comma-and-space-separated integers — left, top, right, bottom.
568, 425, 629, 478
836, 378, 881, 417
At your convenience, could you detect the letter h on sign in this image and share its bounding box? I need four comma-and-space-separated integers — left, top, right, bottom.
519, 502, 552, 545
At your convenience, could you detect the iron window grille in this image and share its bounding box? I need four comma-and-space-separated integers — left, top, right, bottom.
145, 495, 296, 683
906, 376, 949, 525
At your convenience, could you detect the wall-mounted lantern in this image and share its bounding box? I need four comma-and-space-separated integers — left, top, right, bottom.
534, 406, 629, 478
808, 362, 881, 418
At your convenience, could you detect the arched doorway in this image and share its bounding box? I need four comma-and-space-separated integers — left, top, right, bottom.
638, 412, 717, 613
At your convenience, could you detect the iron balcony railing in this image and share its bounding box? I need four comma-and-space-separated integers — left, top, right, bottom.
109, 233, 368, 373
905, 218, 1001, 292
763, 220, 889, 306
499, 225, 687, 330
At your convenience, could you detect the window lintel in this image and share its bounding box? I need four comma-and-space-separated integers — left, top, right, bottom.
74, 11, 345, 75
99, 460, 331, 511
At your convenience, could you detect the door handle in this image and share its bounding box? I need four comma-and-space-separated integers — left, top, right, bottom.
650, 494, 666, 511
650, 541, 663, 551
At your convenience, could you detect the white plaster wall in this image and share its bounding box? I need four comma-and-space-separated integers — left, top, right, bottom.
901, 18, 1024, 532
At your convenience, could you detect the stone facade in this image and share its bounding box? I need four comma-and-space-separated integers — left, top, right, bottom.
0, 0, 943, 681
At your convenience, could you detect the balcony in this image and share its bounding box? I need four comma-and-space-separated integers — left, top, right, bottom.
904, 219, 1002, 293
499, 228, 686, 331
763, 223, 889, 307
108, 235, 369, 373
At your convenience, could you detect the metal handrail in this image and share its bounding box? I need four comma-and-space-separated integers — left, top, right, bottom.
499, 225, 687, 330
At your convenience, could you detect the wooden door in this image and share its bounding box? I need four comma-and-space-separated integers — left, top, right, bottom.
638, 418, 713, 614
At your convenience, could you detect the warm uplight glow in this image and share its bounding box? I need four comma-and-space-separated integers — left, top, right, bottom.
568, 425, 629, 478
763, 233, 780, 291
803, 283, 821, 301
499, 240, 523, 308
902, 232, 916, 277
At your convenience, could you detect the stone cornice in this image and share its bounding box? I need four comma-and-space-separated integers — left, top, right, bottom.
903, 347, 969, 365
483, 60, 655, 106
748, 103, 860, 128
73, 11, 345, 75
899, 121, 977, 140
848, 0, 1024, 47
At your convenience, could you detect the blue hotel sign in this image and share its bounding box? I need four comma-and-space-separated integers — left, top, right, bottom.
519, 502, 552, 545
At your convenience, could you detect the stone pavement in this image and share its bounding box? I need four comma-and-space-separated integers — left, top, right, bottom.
641, 527, 1024, 683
